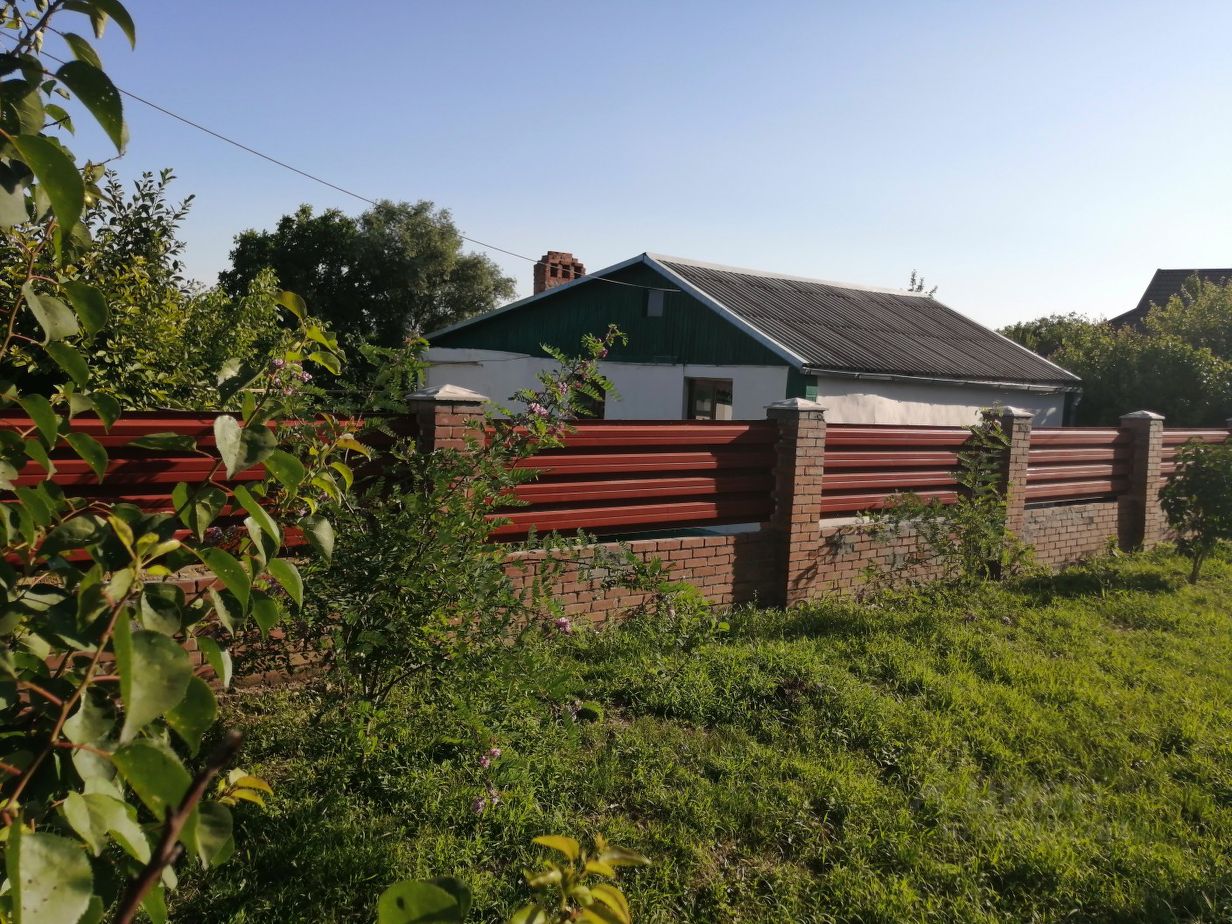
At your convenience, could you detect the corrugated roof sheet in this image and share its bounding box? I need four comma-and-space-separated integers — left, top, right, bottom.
1110, 268, 1232, 329
654, 257, 1078, 386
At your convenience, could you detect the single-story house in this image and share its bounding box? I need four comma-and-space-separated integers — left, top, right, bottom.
1110, 267, 1232, 329
426, 252, 1081, 425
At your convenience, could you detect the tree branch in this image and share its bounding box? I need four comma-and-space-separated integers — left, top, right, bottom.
112, 729, 244, 924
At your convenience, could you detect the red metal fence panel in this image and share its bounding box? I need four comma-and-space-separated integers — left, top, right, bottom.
819, 424, 970, 516
1, 410, 415, 548
1026, 427, 1131, 503
489, 420, 777, 538
1160, 428, 1231, 484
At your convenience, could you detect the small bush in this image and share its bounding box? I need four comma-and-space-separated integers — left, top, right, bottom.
1160, 438, 1232, 582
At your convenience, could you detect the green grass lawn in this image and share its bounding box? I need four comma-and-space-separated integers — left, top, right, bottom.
177, 548, 1232, 923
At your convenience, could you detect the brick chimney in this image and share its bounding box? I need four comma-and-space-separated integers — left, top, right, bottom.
533, 251, 585, 294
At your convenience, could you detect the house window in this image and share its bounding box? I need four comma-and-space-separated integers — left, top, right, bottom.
645, 290, 665, 317
685, 378, 733, 420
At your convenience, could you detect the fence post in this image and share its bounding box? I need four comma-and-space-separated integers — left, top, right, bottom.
767, 397, 827, 607
406, 384, 488, 453
991, 407, 1033, 535
1119, 410, 1165, 551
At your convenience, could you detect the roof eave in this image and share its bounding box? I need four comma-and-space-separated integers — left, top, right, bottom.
802, 366, 1082, 393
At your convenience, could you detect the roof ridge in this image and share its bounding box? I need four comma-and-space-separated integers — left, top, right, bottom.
645, 252, 932, 298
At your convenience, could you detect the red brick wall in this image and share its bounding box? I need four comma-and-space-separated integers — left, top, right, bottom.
1021, 501, 1120, 569
504, 531, 779, 622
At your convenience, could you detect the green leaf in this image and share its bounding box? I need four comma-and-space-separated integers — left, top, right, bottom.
141, 884, 168, 924
23, 437, 55, 476
199, 547, 251, 610
300, 514, 335, 562
129, 432, 196, 452
82, 792, 149, 863
17, 393, 59, 446
251, 590, 282, 638
65, 430, 107, 480
533, 835, 580, 861
22, 281, 79, 342
9, 134, 84, 236
90, 0, 137, 47
187, 801, 232, 868
7, 825, 94, 924
233, 484, 279, 542
62, 32, 103, 69
589, 884, 632, 924
61, 280, 109, 336
0, 158, 32, 227
80, 392, 120, 430
307, 350, 341, 375
45, 341, 90, 386
63, 691, 116, 784
263, 449, 305, 488
509, 905, 549, 924
62, 791, 106, 855
214, 415, 276, 478
265, 557, 302, 607
197, 636, 232, 689
377, 880, 466, 924
173, 483, 226, 539
277, 290, 306, 319
42, 514, 106, 557
215, 357, 264, 404
166, 675, 217, 756
138, 582, 184, 635
112, 738, 191, 820
55, 60, 124, 151
114, 618, 192, 743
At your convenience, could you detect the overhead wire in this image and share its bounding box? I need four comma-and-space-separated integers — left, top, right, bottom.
17, 38, 680, 294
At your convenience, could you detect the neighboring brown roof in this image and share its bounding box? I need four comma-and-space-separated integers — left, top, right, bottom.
652, 255, 1080, 386
1111, 268, 1232, 328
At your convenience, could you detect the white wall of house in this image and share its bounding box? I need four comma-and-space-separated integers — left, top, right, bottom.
425, 348, 1067, 424
425, 348, 787, 419
814, 377, 1066, 425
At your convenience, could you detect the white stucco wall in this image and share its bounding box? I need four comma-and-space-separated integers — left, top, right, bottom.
813, 377, 1066, 425
425, 348, 1068, 424
425, 348, 788, 419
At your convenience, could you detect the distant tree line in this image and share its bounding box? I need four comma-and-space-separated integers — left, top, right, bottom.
1001, 275, 1232, 425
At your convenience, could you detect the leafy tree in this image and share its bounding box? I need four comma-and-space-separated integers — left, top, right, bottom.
1001, 278, 1232, 425
1, 169, 288, 408
220, 200, 516, 347
999, 312, 1099, 359
0, 5, 355, 920
1160, 440, 1232, 583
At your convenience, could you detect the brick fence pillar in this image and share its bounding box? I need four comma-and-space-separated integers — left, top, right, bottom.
1119, 410, 1166, 550
406, 384, 488, 452
990, 406, 1033, 536
767, 398, 827, 607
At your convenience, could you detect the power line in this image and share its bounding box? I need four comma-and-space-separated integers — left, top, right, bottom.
24, 38, 679, 294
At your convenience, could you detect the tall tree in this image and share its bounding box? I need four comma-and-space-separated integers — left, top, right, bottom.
220, 200, 516, 346
1000, 277, 1232, 425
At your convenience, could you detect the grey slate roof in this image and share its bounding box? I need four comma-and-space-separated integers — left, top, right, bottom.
1111, 268, 1232, 329
651, 256, 1079, 386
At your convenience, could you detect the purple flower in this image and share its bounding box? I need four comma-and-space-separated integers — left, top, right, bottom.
282, 387, 295, 397
487, 747, 502, 759
528, 402, 548, 418
271, 358, 286, 369
556, 382, 568, 397
554, 616, 574, 635
471, 797, 487, 815
479, 756, 492, 770
204, 527, 223, 545
597, 348, 608, 359
300, 371, 313, 383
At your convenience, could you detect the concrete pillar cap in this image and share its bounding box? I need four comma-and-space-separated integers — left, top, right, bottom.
406, 384, 489, 404
1121, 410, 1165, 420
766, 397, 827, 414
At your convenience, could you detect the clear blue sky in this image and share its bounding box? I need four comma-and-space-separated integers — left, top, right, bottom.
79, 0, 1232, 327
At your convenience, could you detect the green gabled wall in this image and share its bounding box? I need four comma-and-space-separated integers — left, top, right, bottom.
431, 261, 789, 367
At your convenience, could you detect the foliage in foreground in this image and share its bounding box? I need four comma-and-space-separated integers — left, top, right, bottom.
1160, 438, 1232, 582
179, 548, 1232, 923
0, 4, 352, 919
